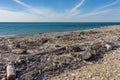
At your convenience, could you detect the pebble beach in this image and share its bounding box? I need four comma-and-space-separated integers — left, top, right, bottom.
0, 26, 120, 80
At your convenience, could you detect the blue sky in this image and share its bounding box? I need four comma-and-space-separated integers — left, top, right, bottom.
0, 0, 120, 22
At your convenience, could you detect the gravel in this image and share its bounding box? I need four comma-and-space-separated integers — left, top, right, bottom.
0, 26, 120, 80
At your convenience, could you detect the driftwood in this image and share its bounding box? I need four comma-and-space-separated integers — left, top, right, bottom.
6, 63, 16, 80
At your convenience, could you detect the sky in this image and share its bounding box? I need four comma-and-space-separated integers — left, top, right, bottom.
0, 0, 120, 22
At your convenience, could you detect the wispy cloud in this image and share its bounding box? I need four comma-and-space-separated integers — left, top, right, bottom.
13, 0, 54, 17
14, 0, 116, 19
70, 0, 85, 13
78, 10, 111, 18
76, 0, 120, 18
0, 0, 120, 22
0, 9, 42, 22
14, 0, 32, 9
0, 8, 120, 22
13, 0, 73, 18
95, 0, 120, 12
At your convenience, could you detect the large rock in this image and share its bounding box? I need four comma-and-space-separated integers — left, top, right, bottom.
71, 52, 92, 60
80, 52, 92, 60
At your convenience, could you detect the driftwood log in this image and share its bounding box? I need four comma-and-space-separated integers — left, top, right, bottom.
6, 63, 16, 80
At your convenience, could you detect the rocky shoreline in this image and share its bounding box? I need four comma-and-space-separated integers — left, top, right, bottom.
0, 26, 120, 80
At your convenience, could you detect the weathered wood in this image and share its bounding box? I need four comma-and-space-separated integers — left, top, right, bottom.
7, 63, 16, 80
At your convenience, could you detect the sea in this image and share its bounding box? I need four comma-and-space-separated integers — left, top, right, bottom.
0, 22, 120, 35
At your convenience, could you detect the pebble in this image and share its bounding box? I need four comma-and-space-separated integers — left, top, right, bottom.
105, 44, 112, 51
81, 52, 92, 60
12, 49, 26, 54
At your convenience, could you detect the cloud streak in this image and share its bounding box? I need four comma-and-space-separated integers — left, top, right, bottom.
0, 9, 120, 22
95, 0, 120, 12
13, 0, 54, 17
78, 10, 111, 18
14, 0, 115, 19
13, 0, 73, 18
13, 0, 75, 18
0, 9, 42, 22
76, 0, 120, 18
0, 0, 120, 22
70, 0, 85, 13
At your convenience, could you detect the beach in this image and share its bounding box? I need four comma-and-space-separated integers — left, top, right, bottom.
0, 26, 120, 80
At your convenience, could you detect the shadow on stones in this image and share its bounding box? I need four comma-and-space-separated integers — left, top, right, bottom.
15, 46, 86, 80
13, 42, 120, 80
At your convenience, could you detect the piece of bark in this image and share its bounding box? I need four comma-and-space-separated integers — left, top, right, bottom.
6, 63, 16, 80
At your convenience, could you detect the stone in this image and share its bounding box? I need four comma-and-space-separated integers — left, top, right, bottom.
80, 52, 92, 60
8, 44, 13, 49
12, 49, 26, 54
15, 78, 19, 80
15, 59, 22, 65
41, 38, 48, 44
72, 52, 92, 60
26, 49, 39, 54
105, 44, 112, 51
66, 45, 83, 53
72, 46, 83, 52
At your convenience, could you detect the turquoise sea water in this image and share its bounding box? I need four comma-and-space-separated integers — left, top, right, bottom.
0, 22, 120, 35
